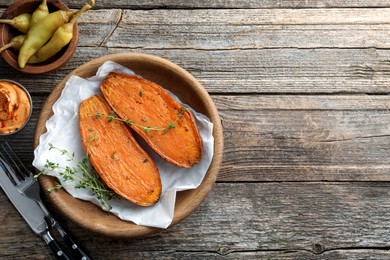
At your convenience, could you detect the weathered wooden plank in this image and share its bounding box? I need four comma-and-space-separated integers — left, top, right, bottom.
68, 250, 390, 260
102, 8, 390, 49
118, 8, 390, 25
0, 47, 390, 94
55, 8, 390, 49
216, 95, 390, 181
1, 182, 390, 259
2, 8, 389, 49
108, 23, 390, 48
3, 0, 390, 9
77, 9, 121, 47
85, 0, 390, 9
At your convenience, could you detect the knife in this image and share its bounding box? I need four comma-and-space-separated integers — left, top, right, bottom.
0, 164, 72, 260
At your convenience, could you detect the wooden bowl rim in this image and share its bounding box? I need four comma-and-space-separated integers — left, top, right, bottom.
0, 0, 79, 74
33, 52, 224, 238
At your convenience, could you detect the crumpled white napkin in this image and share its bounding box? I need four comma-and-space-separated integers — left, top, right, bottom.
33, 61, 214, 228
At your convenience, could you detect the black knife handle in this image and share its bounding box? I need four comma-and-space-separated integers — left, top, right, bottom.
50, 220, 93, 260
41, 229, 72, 260
63, 233, 93, 260
48, 240, 72, 260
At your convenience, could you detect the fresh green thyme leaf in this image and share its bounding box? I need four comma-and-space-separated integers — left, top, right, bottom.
94, 106, 187, 135
87, 132, 98, 144
178, 107, 187, 118
107, 111, 115, 123
111, 151, 120, 161
162, 122, 175, 135
139, 90, 143, 97
38, 145, 116, 211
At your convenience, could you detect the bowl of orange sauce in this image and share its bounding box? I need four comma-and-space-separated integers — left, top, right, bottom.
0, 79, 32, 135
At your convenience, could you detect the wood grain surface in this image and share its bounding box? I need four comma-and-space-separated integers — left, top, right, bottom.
0, 0, 389, 259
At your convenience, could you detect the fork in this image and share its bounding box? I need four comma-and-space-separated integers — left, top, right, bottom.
0, 142, 93, 260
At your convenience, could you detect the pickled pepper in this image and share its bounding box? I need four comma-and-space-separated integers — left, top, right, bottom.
17, 10, 74, 69
30, 0, 49, 27
0, 35, 25, 53
28, 0, 95, 64
0, 13, 31, 33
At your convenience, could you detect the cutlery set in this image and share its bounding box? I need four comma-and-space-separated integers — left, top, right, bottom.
0, 142, 92, 260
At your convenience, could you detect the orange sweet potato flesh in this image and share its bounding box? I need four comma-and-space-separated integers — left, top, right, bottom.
101, 72, 203, 168
79, 95, 162, 206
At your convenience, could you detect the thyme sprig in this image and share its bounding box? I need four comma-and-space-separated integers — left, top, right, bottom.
35, 143, 116, 211
95, 107, 187, 135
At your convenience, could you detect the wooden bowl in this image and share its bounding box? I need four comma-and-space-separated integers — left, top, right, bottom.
0, 0, 79, 74
33, 53, 224, 238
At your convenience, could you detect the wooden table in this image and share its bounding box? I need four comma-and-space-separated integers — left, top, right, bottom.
1, 0, 390, 259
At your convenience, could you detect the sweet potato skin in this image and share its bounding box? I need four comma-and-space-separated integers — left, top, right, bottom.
101, 72, 203, 168
79, 95, 162, 206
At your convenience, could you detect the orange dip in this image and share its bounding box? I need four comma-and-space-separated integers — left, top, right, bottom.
0, 81, 31, 134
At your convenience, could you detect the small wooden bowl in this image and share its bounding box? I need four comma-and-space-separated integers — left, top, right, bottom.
0, 0, 79, 74
34, 53, 224, 238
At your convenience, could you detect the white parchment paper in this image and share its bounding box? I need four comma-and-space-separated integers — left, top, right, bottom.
33, 61, 214, 228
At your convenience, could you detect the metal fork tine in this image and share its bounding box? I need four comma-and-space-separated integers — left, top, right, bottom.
0, 143, 25, 181
0, 156, 18, 186
3, 142, 31, 177
0, 146, 24, 182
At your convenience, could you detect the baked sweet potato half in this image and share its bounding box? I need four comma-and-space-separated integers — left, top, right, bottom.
79, 95, 162, 206
100, 72, 203, 168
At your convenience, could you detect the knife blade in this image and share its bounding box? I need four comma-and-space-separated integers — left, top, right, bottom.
0, 162, 72, 260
